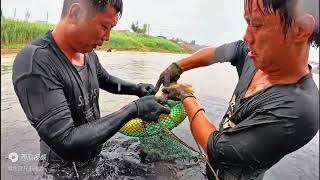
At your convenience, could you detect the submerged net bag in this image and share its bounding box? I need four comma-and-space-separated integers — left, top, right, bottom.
119, 84, 195, 161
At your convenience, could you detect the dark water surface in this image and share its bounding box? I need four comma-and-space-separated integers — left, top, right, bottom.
1, 51, 319, 180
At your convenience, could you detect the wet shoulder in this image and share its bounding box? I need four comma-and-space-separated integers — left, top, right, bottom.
274, 74, 318, 115
272, 74, 319, 149
242, 73, 318, 129
286, 74, 319, 126
260, 75, 318, 117
12, 34, 56, 84
261, 75, 319, 135
241, 76, 319, 149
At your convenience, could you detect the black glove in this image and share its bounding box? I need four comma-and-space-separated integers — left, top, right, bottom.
135, 83, 155, 97
162, 85, 195, 101
155, 63, 183, 93
133, 96, 170, 123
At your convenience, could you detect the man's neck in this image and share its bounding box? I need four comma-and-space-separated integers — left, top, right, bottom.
261, 68, 309, 84
261, 51, 310, 84
52, 22, 84, 66
246, 61, 309, 97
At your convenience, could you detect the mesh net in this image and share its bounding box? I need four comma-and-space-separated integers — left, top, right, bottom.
139, 132, 193, 161
119, 99, 194, 160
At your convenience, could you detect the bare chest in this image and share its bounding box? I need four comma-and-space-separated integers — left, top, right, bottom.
245, 72, 272, 98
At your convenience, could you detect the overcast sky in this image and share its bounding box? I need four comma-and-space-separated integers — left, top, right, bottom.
1, 0, 318, 62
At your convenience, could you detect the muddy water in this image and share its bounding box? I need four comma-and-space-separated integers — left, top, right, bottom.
1, 51, 319, 180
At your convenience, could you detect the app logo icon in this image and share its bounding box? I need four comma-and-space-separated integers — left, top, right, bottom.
8, 152, 19, 163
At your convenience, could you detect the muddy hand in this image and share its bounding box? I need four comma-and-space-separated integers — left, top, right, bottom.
154, 63, 183, 93
133, 96, 170, 123
136, 83, 155, 97
162, 84, 195, 101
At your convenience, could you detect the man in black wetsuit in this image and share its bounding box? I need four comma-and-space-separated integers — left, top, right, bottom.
156, 0, 319, 179
12, 0, 170, 174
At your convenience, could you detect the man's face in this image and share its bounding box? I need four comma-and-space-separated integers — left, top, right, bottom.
72, 5, 118, 53
243, 0, 295, 71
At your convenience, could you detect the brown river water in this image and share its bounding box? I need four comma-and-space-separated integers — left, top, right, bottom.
1, 51, 319, 180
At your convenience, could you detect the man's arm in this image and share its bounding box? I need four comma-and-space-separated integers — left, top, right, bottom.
14, 74, 138, 161
163, 86, 293, 169
183, 97, 291, 168
176, 47, 217, 71
12, 47, 169, 161
182, 97, 217, 153
100, 73, 139, 95
14, 73, 169, 161
178, 40, 248, 72
206, 116, 289, 169
155, 40, 248, 92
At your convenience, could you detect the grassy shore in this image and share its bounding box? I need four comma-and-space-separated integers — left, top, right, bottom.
1, 17, 186, 53
1, 17, 55, 49
100, 32, 185, 53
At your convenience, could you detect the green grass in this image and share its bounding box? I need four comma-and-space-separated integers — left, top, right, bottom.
1, 17, 55, 49
1, 17, 186, 53
102, 32, 185, 53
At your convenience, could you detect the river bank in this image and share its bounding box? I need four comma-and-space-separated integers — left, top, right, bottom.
1, 17, 187, 53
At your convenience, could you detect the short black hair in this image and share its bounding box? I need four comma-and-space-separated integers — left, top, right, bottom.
61, 0, 123, 18
245, 0, 319, 48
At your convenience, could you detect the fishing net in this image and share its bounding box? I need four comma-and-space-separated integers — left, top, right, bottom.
119, 85, 195, 161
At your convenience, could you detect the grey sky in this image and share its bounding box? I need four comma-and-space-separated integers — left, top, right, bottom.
1, 0, 318, 62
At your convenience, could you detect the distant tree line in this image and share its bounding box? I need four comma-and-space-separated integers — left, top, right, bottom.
171, 37, 196, 45
131, 21, 149, 34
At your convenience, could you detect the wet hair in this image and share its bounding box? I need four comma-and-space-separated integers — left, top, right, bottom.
61, 0, 123, 18
245, 0, 319, 47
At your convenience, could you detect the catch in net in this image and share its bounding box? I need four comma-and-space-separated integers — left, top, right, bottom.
119, 84, 196, 161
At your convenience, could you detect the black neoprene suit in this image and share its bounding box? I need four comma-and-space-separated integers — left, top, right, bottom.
12, 32, 142, 162
206, 40, 319, 180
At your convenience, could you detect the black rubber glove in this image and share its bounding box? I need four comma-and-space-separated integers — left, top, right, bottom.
162, 85, 195, 101
133, 95, 170, 123
136, 83, 156, 97
155, 63, 183, 93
